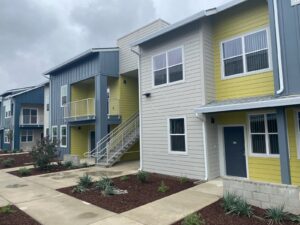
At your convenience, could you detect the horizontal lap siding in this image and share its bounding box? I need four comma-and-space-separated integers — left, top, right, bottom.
140, 21, 206, 180
213, 0, 274, 101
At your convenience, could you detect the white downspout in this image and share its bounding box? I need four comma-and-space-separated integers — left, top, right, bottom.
274, 0, 284, 95
131, 47, 143, 170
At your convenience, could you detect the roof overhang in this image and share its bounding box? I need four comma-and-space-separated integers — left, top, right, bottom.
131, 0, 247, 47
195, 95, 300, 114
43, 48, 119, 75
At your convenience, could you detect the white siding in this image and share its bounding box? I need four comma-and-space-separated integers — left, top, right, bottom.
20, 129, 43, 152
139, 21, 207, 180
44, 85, 50, 136
118, 19, 169, 75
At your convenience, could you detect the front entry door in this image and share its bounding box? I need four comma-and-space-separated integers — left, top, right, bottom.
224, 126, 247, 178
90, 131, 96, 151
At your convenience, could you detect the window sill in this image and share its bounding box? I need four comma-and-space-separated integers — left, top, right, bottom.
249, 153, 280, 158
152, 79, 185, 90
168, 151, 188, 156
221, 68, 272, 81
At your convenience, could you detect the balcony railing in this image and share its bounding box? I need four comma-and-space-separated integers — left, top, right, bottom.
20, 115, 44, 126
64, 98, 95, 120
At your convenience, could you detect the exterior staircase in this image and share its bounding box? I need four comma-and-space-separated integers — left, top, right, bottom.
84, 113, 139, 167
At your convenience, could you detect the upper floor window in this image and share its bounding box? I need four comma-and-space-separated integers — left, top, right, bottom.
52, 126, 58, 143
153, 47, 184, 87
221, 29, 270, 78
249, 113, 279, 156
3, 100, 12, 118
61, 85, 67, 107
22, 108, 37, 124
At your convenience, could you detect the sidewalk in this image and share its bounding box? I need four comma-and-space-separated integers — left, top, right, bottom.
0, 163, 222, 225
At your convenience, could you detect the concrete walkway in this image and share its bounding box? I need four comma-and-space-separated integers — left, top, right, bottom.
0, 162, 222, 225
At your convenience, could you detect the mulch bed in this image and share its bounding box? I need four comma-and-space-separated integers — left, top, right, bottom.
0, 153, 33, 169
0, 205, 40, 225
172, 199, 297, 225
58, 173, 195, 213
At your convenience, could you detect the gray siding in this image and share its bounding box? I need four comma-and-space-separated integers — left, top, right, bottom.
269, 0, 300, 95
139, 21, 206, 180
118, 19, 169, 75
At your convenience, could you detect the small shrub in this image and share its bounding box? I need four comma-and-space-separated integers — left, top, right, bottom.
182, 213, 205, 225
158, 181, 169, 193
120, 175, 129, 181
266, 205, 288, 225
0, 205, 14, 214
31, 137, 58, 170
137, 170, 149, 183
72, 185, 87, 193
12, 149, 17, 153
103, 184, 115, 196
81, 162, 88, 168
2, 158, 15, 168
96, 176, 113, 190
179, 176, 189, 184
289, 214, 300, 223
18, 168, 31, 176
223, 193, 253, 217
78, 174, 93, 188
63, 161, 73, 168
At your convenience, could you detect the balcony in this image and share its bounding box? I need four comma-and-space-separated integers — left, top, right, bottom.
64, 98, 95, 122
19, 115, 44, 127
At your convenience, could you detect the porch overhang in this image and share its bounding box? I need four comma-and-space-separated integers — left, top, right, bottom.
195, 95, 300, 114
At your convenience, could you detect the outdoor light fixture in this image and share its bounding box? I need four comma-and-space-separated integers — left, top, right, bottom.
143, 93, 151, 98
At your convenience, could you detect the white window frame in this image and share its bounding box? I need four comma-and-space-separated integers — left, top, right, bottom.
20, 130, 33, 143
4, 129, 10, 144
4, 100, 12, 118
61, 85, 67, 107
152, 46, 185, 88
248, 112, 279, 157
52, 126, 58, 143
22, 108, 38, 124
167, 116, 188, 155
220, 27, 272, 80
60, 125, 67, 148
295, 110, 300, 159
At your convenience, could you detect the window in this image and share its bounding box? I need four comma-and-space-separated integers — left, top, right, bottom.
222, 29, 270, 78
52, 126, 58, 143
4, 129, 10, 144
3, 100, 12, 118
169, 117, 187, 153
61, 85, 67, 107
46, 128, 49, 137
21, 130, 33, 142
153, 47, 184, 86
249, 113, 279, 155
60, 125, 67, 148
22, 108, 38, 124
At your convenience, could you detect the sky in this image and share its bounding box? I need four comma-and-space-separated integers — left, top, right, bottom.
0, 0, 229, 93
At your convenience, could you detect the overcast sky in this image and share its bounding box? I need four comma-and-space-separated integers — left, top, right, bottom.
0, 0, 229, 93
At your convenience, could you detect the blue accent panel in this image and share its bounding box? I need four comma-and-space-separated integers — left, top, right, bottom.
0, 130, 3, 149
99, 51, 119, 77
268, 0, 300, 96
107, 115, 121, 125
276, 107, 291, 184
224, 126, 247, 178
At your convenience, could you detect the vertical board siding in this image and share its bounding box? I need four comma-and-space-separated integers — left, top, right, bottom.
118, 20, 169, 74
217, 111, 281, 184
213, 0, 274, 101
139, 21, 206, 180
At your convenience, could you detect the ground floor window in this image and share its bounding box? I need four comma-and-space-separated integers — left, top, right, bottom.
249, 113, 279, 155
4, 129, 10, 143
60, 125, 67, 148
168, 117, 187, 153
52, 126, 58, 143
21, 130, 33, 142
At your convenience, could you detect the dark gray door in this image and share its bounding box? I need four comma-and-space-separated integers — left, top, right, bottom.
90, 131, 96, 151
224, 126, 247, 178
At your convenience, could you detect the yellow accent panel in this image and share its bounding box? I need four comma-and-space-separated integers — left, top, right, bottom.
286, 108, 300, 186
120, 141, 140, 161
248, 157, 281, 184
108, 77, 121, 116
70, 125, 95, 158
213, 0, 274, 100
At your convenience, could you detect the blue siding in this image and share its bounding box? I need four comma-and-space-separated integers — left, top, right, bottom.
269, 0, 300, 95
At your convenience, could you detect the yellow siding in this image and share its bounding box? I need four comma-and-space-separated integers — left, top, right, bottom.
217, 111, 281, 184
108, 77, 121, 116
286, 109, 300, 186
213, 0, 274, 101
70, 125, 95, 158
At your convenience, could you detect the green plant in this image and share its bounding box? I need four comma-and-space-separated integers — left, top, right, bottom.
137, 170, 149, 183
81, 162, 88, 168
3, 149, 8, 154
2, 158, 15, 168
103, 184, 114, 196
179, 176, 189, 184
289, 214, 300, 223
18, 168, 31, 176
12, 149, 17, 153
0, 205, 14, 214
63, 161, 73, 168
266, 205, 288, 225
120, 175, 129, 181
78, 174, 93, 188
96, 176, 113, 190
223, 193, 253, 217
72, 185, 87, 193
31, 137, 58, 170
158, 181, 169, 193
182, 213, 205, 225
